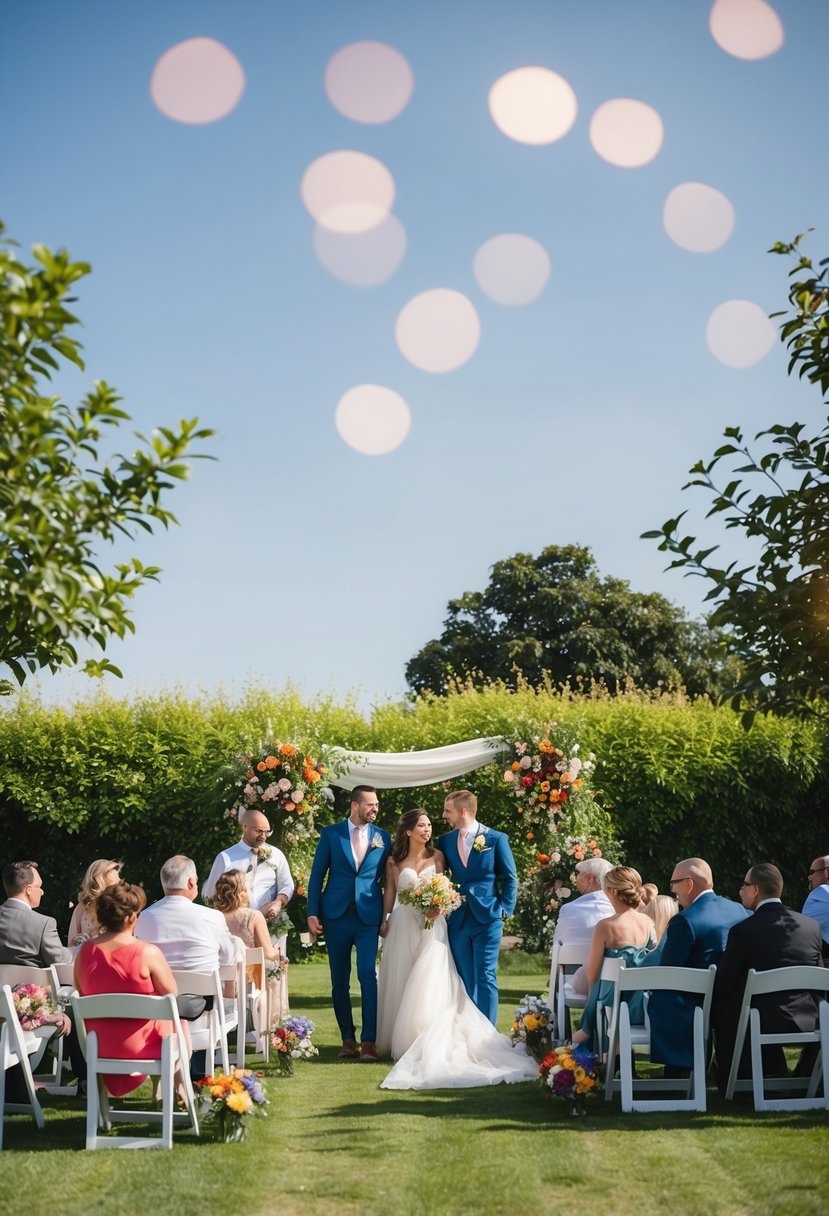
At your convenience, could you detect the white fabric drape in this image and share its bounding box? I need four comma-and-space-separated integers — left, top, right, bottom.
329, 737, 509, 791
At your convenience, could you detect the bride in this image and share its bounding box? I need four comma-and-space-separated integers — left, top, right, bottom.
376, 809, 537, 1090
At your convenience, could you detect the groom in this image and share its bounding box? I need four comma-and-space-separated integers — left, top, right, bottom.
307, 785, 391, 1062
436, 789, 517, 1025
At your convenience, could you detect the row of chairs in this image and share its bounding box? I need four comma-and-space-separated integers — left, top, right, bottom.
1, 948, 275, 1150
550, 942, 829, 1113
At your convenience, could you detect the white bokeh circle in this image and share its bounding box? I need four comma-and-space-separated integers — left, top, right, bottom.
663, 182, 735, 252
706, 300, 775, 367
312, 215, 407, 287
395, 290, 481, 373
709, 0, 784, 59
488, 66, 578, 145
324, 41, 414, 123
335, 384, 411, 454
301, 150, 395, 234
150, 37, 245, 124
473, 234, 551, 306
589, 98, 664, 168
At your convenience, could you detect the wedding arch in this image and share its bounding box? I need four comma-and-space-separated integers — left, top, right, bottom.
328, 737, 510, 790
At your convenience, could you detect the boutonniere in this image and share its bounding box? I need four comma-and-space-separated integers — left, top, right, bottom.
370, 835, 384, 849
472, 833, 491, 854
255, 846, 271, 862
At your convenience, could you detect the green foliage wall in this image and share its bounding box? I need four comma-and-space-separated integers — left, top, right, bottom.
0, 683, 825, 940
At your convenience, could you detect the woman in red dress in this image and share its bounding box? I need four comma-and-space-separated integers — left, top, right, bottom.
74, 882, 181, 1096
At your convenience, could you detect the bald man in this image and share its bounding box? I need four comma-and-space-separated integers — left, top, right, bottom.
803, 854, 829, 959
647, 857, 749, 1071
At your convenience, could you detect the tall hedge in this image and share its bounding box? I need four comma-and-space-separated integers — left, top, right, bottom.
0, 683, 825, 938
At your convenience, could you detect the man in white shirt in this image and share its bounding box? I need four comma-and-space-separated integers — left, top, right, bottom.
548, 857, 613, 1002
136, 855, 240, 973
202, 810, 294, 921
802, 854, 829, 959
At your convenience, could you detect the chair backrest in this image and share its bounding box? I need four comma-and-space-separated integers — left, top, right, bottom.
617, 964, 717, 998
71, 991, 182, 1056
744, 965, 829, 999
0, 963, 60, 998
170, 969, 221, 999
555, 942, 591, 968
245, 947, 266, 991
52, 963, 75, 988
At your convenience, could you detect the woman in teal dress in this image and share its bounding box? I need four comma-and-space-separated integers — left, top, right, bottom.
571, 866, 655, 1052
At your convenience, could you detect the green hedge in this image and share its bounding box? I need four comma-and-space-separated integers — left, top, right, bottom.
0, 684, 825, 944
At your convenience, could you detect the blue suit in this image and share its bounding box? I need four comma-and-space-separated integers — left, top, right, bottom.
436, 825, 517, 1025
648, 890, 749, 1067
307, 819, 391, 1043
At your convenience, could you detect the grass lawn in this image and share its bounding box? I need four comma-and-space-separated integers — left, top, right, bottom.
2, 957, 827, 1216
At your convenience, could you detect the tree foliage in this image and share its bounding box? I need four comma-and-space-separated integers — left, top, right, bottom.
643, 235, 829, 725
0, 222, 213, 693
405, 543, 737, 699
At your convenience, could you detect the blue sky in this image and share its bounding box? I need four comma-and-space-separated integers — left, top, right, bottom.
3, 0, 827, 710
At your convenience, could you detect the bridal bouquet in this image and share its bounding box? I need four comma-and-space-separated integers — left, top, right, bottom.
196, 1068, 269, 1143
510, 994, 556, 1062
12, 983, 57, 1031
539, 1044, 601, 1115
271, 1015, 318, 1075
397, 872, 464, 929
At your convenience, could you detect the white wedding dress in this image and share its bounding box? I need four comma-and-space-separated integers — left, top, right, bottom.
377, 865, 538, 1090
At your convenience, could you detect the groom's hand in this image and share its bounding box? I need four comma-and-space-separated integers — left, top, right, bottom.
307, 915, 323, 937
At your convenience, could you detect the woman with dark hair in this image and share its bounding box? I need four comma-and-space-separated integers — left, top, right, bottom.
74, 882, 182, 1096
376, 810, 536, 1090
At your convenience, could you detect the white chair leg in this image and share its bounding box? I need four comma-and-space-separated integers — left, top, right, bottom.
750, 1009, 766, 1111
160, 1037, 174, 1150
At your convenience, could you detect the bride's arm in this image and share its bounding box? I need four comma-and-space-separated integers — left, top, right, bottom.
433, 850, 446, 874
379, 858, 397, 937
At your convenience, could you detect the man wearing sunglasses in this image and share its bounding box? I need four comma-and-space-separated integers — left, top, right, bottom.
647, 857, 748, 1075
802, 855, 829, 960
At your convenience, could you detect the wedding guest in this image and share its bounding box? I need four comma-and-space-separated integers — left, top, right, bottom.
640, 883, 659, 907
571, 866, 655, 1051
551, 857, 613, 998
647, 857, 748, 1074
212, 869, 288, 1024
74, 882, 183, 1097
712, 862, 824, 1091
202, 809, 294, 922
67, 858, 123, 948
642, 894, 679, 949
802, 854, 829, 959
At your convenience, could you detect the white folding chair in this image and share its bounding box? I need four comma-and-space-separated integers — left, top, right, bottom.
0, 984, 47, 1149
549, 941, 591, 1039
173, 963, 244, 1074
220, 960, 245, 1070
0, 963, 72, 1093
245, 948, 270, 1063
71, 992, 199, 1149
724, 966, 829, 1111
604, 965, 717, 1112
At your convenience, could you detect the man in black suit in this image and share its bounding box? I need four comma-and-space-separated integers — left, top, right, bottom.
712, 862, 824, 1091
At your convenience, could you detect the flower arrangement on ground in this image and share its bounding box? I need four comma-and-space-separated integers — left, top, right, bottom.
511, 994, 556, 1062
12, 983, 57, 1030
539, 1044, 601, 1115
397, 872, 464, 929
271, 1015, 318, 1075
196, 1067, 268, 1143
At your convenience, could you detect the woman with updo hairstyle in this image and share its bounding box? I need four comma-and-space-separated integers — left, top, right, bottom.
571, 865, 656, 1050
74, 882, 182, 1096
640, 882, 659, 908
67, 858, 123, 948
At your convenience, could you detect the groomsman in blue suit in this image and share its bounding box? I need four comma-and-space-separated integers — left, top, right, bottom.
648, 857, 749, 1071
307, 786, 391, 1062
436, 789, 518, 1025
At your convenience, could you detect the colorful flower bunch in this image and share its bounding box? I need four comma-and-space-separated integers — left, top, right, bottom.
510, 994, 556, 1063
265, 956, 289, 983
196, 1068, 268, 1142
271, 1015, 318, 1074
503, 726, 593, 839
12, 983, 57, 1031
539, 1044, 601, 1112
397, 872, 464, 930
224, 740, 336, 850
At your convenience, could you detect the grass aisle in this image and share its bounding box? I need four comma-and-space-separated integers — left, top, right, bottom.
1, 960, 827, 1216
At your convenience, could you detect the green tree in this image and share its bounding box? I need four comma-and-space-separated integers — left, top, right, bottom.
0, 222, 213, 693
405, 543, 737, 697
643, 235, 829, 725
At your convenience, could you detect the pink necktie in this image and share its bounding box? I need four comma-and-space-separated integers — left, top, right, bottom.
459, 831, 471, 865
353, 828, 368, 866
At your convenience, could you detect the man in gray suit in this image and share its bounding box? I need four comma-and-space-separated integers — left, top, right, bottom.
0, 860, 75, 1096
0, 860, 72, 967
